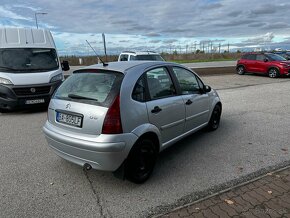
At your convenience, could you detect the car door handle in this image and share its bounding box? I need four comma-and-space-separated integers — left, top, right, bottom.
151, 106, 162, 114
185, 99, 193, 105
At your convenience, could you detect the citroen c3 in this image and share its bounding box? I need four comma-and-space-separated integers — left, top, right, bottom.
43, 61, 222, 183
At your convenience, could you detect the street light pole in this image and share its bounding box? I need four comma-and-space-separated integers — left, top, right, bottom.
35, 12, 47, 29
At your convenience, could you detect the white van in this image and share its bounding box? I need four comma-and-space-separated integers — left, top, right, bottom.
0, 28, 69, 111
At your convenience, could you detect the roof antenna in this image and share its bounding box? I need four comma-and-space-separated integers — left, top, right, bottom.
85, 40, 108, 67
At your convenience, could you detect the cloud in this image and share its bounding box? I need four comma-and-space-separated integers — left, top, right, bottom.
163, 39, 178, 43
2, 0, 290, 53
149, 40, 161, 43
233, 32, 275, 47
143, 32, 161, 37
201, 3, 223, 9
250, 5, 277, 15
262, 22, 289, 30
0, 6, 32, 20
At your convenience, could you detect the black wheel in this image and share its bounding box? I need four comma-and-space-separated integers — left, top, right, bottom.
125, 138, 157, 184
268, 68, 280, 78
237, 66, 245, 75
207, 104, 221, 131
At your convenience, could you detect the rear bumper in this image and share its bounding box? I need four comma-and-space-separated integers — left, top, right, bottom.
43, 121, 138, 171
0, 81, 62, 110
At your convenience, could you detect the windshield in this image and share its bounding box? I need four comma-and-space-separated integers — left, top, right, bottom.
0, 48, 59, 73
54, 70, 123, 107
266, 53, 287, 61
131, 55, 164, 61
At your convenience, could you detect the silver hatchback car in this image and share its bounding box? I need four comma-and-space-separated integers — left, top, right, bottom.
43, 61, 222, 183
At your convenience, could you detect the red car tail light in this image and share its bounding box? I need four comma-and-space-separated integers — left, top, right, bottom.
102, 95, 123, 134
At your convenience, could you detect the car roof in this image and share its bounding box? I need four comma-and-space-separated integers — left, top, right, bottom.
243, 52, 276, 55
75, 61, 179, 75
120, 51, 160, 55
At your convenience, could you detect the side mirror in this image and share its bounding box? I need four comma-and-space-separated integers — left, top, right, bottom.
264, 58, 269, 62
61, 61, 70, 71
204, 85, 212, 93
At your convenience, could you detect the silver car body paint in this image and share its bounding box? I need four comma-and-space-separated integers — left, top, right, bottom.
43, 61, 221, 171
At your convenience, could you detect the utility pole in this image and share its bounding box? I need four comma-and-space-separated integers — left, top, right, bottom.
35, 12, 47, 29
228, 42, 230, 53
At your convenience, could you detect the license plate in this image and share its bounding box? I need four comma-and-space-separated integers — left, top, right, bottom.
25, 99, 45, 104
56, 111, 83, 127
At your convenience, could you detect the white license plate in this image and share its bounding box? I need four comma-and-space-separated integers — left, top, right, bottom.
25, 99, 45, 104
56, 111, 83, 127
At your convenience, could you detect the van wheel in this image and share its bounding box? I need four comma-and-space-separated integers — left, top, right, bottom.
125, 139, 157, 184
268, 68, 280, 78
237, 66, 245, 75
207, 104, 221, 131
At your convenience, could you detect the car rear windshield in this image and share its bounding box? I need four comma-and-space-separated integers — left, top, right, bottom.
0, 48, 59, 73
131, 55, 164, 61
53, 70, 124, 107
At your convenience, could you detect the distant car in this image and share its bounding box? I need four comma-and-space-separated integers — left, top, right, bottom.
236, 52, 290, 78
43, 61, 222, 183
118, 51, 165, 61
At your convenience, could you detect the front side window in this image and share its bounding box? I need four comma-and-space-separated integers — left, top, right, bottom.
0, 48, 59, 73
243, 54, 256, 60
172, 67, 201, 94
54, 70, 123, 107
146, 67, 176, 100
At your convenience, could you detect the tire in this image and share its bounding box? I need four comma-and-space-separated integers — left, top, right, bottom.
268, 68, 280, 78
237, 66, 245, 75
125, 138, 157, 184
207, 104, 221, 131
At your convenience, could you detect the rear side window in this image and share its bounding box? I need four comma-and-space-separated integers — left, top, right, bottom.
132, 76, 146, 102
54, 70, 123, 107
242, 54, 256, 60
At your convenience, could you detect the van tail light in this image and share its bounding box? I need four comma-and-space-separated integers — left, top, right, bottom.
102, 95, 123, 134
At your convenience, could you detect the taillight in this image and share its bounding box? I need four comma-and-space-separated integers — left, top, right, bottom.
102, 95, 123, 134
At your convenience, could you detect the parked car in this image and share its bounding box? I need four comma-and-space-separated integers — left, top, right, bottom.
118, 51, 165, 61
0, 28, 69, 111
236, 52, 290, 78
43, 61, 222, 183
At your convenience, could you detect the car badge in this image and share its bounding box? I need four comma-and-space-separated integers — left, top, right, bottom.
30, 88, 36, 93
66, 103, 71, 109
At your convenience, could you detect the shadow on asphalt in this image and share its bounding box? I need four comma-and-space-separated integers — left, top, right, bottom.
0, 105, 48, 115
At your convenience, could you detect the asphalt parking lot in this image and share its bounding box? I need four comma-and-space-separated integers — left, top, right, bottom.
0, 74, 290, 218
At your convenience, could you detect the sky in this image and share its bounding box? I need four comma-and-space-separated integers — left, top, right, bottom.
0, 0, 290, 55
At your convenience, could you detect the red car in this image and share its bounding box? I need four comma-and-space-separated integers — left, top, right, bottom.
236, 52, 290, 78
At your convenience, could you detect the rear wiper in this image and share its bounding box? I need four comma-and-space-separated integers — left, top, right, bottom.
68, 93, 98, 101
